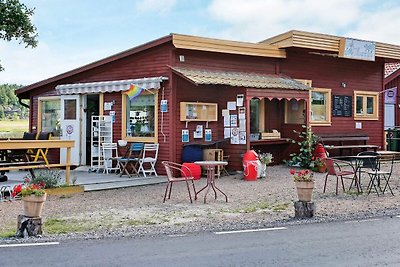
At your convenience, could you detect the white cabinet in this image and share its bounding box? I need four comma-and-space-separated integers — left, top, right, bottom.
90, 115, 113, 172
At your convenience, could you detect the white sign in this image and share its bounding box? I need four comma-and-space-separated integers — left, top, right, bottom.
339, 37, 376, 61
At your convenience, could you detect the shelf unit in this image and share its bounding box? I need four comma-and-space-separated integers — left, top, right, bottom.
90, 115, 113, 172
180, 102, 218, 122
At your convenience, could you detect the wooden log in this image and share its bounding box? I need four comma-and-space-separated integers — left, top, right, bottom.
16, 215, 43, 238
294, 201, 315, 218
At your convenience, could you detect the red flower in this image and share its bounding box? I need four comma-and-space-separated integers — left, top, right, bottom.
290, 169, 296, 175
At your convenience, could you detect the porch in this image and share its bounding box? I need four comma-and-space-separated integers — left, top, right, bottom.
0, 166, 166, 193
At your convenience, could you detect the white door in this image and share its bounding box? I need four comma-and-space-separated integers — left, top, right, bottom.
60, 95, 86, 165
384, 104, 395, 130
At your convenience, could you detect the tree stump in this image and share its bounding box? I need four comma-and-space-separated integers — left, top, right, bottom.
16, 215, 43, 238
294, 201, 315, 218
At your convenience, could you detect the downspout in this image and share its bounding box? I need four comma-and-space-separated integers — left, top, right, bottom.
18, 97, 30, 109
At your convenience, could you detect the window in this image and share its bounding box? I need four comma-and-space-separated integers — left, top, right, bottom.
354, 91, 379, 120
250, 98, 260, 133
38, 97, 61, 137
310, 88, 331, 125
122, 91, 158, 142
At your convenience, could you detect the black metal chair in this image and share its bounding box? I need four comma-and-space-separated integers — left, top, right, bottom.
366, 154, 395, 196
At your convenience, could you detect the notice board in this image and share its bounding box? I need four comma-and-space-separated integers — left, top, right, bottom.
332, 95, 352, 117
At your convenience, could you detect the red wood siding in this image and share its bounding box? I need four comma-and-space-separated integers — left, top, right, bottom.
281, 48, 385, 148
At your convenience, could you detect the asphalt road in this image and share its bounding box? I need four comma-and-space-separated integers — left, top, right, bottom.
1, 215, 400, 267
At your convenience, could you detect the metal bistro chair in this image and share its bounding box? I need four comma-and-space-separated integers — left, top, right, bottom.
324, 158, 359, 194
162, 161, 197, 203
366, 154, 395, 196
117, 142, 143, 177
354, 151, 379, 190
138, 143, 159, 177
101, 143, 121, 174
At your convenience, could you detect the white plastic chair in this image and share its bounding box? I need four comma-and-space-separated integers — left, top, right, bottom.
101, 143, 121, 174
138, 143, 159, 177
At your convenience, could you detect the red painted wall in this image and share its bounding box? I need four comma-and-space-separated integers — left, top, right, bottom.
281, 48, 385, 148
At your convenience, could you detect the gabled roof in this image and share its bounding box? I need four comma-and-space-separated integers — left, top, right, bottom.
170, 66, 311, 90
261, 30, 400, 61
16, 35, 173, 96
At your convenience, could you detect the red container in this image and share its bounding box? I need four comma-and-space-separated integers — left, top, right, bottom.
181, 163, 202, 180
243, 150, 258, 181
314, 143, 327, 159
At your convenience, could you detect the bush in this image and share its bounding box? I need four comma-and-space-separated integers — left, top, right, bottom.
285, 125, 319, 168
26, 169, 62, 189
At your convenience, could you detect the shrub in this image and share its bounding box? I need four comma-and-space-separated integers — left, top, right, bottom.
26, 169, 62, 189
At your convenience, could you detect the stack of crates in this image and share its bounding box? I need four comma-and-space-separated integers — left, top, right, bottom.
202, 149, 224, 178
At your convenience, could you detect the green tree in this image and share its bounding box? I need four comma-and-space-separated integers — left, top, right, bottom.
0, 0, 38, 71
0, 106, 5, 119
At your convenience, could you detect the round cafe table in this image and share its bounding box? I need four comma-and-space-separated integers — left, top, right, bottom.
194, 161, 228, 203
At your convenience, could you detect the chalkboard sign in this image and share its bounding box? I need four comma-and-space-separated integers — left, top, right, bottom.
332, 95, 352, 117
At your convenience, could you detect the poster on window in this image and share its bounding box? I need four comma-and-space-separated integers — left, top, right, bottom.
182, 129, 189, 143
230, 127, 239, 144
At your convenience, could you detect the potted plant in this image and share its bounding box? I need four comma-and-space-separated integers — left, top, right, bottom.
258, 152, 274, 178
310, 157, 327, 173
290, 169, 314, 202
13, 180, 47, 218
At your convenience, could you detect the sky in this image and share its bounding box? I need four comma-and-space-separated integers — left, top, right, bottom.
1, 0, 399, 85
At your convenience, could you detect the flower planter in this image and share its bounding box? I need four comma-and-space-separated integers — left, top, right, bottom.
317, 164, 327, 173
45, 185, 84, 196
295, 181, 314, 202
22, 193, 47, 218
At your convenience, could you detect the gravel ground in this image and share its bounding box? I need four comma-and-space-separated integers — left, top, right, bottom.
1, 163, 400, 243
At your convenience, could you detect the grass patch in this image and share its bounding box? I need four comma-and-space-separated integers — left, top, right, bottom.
44, 218, 95, 234
227, 201, 289, 214
0, 229, 16, 238
272, 202, 290, 212
0, 120, 28, 138
126, 219, 157, 226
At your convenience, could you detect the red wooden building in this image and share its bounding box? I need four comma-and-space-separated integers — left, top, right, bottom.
16, 30, 400, 173
384, 63, 400, 129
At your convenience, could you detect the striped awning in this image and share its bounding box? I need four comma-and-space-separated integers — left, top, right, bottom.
56, 76, 168, 95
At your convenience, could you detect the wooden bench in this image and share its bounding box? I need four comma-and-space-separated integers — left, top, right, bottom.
318, 133, 380, 156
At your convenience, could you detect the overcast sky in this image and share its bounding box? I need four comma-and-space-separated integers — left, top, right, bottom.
0, 0, 399, 85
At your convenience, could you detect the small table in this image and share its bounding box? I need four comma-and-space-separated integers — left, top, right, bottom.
194, 161, 228, 203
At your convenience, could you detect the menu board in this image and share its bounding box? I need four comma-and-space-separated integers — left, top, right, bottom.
332, 95, 352, 117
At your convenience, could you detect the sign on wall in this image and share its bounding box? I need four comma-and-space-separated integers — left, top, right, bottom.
332, 95, 352, 117
339, 37, 376, 61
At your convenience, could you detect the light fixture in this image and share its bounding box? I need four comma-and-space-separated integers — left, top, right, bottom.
340, 82, 347, 88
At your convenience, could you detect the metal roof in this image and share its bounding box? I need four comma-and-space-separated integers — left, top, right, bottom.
171, 67, 311, 90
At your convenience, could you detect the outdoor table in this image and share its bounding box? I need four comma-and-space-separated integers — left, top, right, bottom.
194, 160, 228, 203
336, 155, 377, 192
0, 140, 74, 184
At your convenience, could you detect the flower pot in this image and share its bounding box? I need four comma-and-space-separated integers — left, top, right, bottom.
22, 193, 47, 218
295, 181, 314, 202
317, 164, 327, 173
